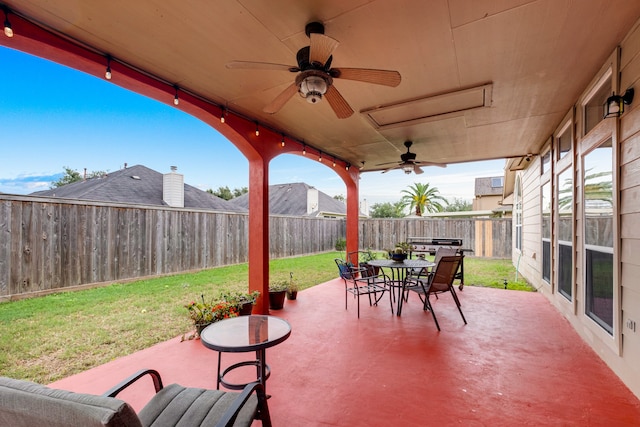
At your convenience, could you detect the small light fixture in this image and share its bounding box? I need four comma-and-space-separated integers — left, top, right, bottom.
318, 152, 323, 162
299, 75, 328, 104
104, 56, 112, 80
346, 163, 351, 171
332, 158, 336, 167
359, 161, 365, 170
254, 123, 260, 137
220, 107, 226, 123
302, 145, 307, 155
402, 164, 414, 174
173, 85, 179, 106
604, 88, 634, 119
281, 135, 285, 147
3, 7, 13, 38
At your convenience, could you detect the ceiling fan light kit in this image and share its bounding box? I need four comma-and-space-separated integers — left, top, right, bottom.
298, 73, 329, 104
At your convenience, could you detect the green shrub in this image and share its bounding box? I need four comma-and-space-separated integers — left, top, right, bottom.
335, 237, 346, 251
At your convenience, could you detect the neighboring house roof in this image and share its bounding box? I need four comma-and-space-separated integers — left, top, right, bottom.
30, 164, 247, 212
230, 182, 346, 217
474, 176, 504, 197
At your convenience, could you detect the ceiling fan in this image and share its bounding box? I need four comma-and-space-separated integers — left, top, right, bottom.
375, 141, 447, 175
225, 22, 401, 119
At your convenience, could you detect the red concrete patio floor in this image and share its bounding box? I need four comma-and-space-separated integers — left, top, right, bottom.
51, 280, 640, 426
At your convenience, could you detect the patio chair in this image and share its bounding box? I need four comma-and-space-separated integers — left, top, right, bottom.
335, 258, 393, 318
405, 255, 466, 331
0, 369, 271, 427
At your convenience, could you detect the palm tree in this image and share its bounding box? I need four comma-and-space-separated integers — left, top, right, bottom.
400, 182, 447, 216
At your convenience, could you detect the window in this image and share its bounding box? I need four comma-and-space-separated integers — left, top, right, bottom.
491, 177, 503, 188
583, 139, 613, 334
541, 182, 551, 283
557, 124, 572, 160
541, 150, 551, 174
515, 177, 523, 251
557, 168, 573, 300
584, 77, 611, 135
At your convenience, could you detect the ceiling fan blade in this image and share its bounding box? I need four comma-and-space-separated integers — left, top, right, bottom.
415, 161, 447, 168
381, 166, 398, 174
226, 61, 299, 72
375, 161, 401, 167
331, 67, 401, 87
325, 85, 354, 119
309, 33, 339, 66
263, 82, 299, 114
414, 165, 424, 175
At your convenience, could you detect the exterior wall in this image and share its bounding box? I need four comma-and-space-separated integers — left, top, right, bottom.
472, 195, 502, 211
513, 19, 640, 398
512, 156, 542, 289
617, 19, 640, 398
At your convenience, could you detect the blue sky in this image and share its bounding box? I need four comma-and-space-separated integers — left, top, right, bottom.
0, 46, 505, 206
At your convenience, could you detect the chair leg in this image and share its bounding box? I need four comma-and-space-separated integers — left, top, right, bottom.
425, 295, 441, 331
449, 287, 467, 325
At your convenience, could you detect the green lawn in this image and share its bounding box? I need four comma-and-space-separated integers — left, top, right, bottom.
0, 252, 532, 384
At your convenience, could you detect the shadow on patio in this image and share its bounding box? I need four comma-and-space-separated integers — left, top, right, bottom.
51, 279, 640, 426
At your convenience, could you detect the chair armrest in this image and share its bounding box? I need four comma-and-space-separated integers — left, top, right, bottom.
216, 381, 270, 427
102, 369, 164, 397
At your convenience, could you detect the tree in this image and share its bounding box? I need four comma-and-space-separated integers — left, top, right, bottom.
400, 182, 447, 216
443, 197, 472, 212
208, 186, 248, 200
333, 194, 346, 203
50, 166, 106, 188
369, 201, 405, 218
233, 187, 248, 198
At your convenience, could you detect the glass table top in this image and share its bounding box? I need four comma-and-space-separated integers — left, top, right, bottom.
200, 315, 291, 353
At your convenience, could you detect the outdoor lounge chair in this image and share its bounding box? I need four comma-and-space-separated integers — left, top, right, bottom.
405, 255, 467, 331
335, 258, 393, 318
0, 369, 271, 427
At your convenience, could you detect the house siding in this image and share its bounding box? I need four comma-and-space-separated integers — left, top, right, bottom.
514, 18, 640, 398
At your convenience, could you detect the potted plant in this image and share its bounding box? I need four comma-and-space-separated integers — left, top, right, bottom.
268, 281, 288, 310
285, 272, 298, 300
184, 294, 239, 337
221, 290, 260, 316
359, 248, 379, 275
387, 242, 411, 262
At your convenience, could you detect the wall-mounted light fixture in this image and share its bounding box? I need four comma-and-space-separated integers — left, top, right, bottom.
604, 88, 634, 119
3, 7, 13, 38
173, 85, 179, 106
105, 56, 112, 80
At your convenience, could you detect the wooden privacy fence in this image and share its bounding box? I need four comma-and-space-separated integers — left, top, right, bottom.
0, 195, 510, 300
359, 218, 512, 258
0, 195, 345, 300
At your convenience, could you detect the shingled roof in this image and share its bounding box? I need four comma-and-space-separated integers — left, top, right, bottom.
31, 164, 246, 213
230, 182, 346, 217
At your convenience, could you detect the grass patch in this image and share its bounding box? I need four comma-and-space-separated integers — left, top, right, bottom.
0, 252, 531, 384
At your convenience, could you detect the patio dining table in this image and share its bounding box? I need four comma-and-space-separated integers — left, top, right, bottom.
367, 259, 434, 316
